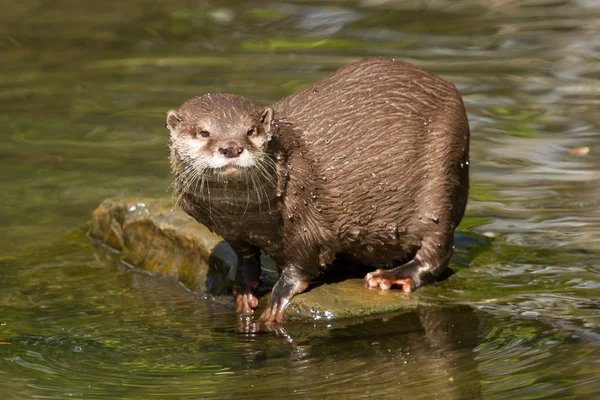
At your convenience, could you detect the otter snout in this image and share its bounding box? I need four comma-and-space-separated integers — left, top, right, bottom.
218, 142, 244, 158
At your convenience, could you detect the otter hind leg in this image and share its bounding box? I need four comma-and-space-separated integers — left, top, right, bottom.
364, 230, 454, 292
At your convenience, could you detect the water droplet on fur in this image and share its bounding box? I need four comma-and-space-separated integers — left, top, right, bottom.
465, 161, 470, 166
425, 214, 440, 224
388, 224, 399, 238
351, 228, 361, 237
303, 200, 308, 205
288, 214, 294, 220
326, 165, 335, 171
303, 227, 307, 232
311, 192, 317, 200
325, 139, 331, 144
312, 89, 318, 94
320, 176, 327, 181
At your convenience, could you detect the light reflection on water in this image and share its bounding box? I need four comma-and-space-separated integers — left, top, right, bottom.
0, 0, 599, 398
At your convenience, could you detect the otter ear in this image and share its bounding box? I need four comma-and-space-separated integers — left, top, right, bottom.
166, 110, 182, 132
260, 107, 274, 134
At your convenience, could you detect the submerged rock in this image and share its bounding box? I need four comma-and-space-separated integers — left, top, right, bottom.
88, 197, 428, 320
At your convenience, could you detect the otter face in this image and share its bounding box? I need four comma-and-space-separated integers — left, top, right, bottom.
167, 94, 274, 178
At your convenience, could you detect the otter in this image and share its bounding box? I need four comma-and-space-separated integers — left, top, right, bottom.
166, 57, 470, 322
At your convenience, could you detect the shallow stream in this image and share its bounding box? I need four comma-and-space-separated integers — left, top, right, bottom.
1, 1, 598, 398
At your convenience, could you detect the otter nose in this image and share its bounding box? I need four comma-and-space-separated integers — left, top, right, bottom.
218, 143, 244, 158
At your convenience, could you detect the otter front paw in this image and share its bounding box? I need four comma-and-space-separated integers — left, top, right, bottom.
232, 282, 259, 315
259, 278, 309, 322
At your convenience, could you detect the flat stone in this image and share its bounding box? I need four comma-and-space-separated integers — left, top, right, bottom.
283, 279, 426, 320
88, 197, 428, 321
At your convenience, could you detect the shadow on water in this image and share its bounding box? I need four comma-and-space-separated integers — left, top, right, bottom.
233, 305, 484, 399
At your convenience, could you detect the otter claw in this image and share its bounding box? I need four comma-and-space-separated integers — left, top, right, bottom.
259, 277, 309, 322
260, 296, 291, 323
233, 285, 259, 315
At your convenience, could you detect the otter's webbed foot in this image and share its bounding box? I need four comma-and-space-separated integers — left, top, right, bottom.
365, 259, 434, 293
231, 246, 261, 316
365, 232, 454, 293
259, 268, 310, 323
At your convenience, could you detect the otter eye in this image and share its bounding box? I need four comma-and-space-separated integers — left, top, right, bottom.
247, 127, 256, 137
196, 128, 210, 139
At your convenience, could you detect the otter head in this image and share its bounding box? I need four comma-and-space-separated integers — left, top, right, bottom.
167, 94, 274, 178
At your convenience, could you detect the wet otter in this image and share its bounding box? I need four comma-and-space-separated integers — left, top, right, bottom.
166, 57, 470, 322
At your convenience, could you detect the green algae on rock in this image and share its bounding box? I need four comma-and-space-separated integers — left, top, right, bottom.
88, 197, 234, 296
88, 197, 429, 320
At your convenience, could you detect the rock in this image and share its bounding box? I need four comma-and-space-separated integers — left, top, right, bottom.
88, 197, 429, 320
88, 197, 237, 297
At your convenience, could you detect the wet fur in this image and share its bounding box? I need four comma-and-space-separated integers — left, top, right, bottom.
167, 58, 470, 321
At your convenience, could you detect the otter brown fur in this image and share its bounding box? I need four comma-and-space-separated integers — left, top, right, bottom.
166, 57, 470, 322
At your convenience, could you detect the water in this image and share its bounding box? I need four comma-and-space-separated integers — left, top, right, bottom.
1, 0, 599, 398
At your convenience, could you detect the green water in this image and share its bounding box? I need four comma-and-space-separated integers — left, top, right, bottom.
1, 1, 599, 398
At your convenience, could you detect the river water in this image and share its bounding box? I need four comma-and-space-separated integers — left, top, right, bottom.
0, 0, 598, 398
